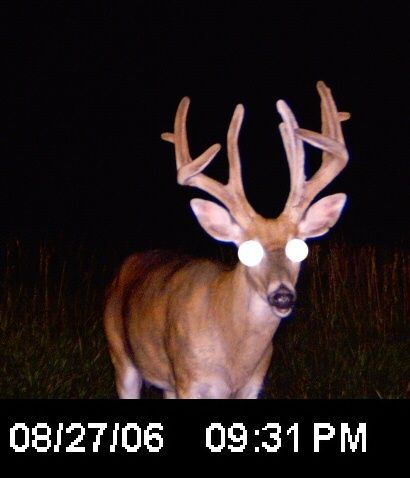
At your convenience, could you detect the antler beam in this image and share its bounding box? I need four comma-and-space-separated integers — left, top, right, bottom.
278, 81, 350, 222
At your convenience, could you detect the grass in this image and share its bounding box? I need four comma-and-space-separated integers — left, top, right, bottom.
0, 240, 116, 398
266, 241, 410, 398
0, 238, 409, 398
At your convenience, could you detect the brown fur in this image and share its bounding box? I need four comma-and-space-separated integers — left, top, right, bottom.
104, 215, 302, 398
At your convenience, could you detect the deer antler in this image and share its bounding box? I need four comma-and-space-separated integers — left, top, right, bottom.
277, 81, 350, 222
161, 97, 256, 227
162, 82, 349, 228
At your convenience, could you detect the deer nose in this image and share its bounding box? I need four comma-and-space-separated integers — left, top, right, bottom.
267, 285, 296, 310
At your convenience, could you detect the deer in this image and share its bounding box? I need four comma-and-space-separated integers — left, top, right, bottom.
103, 81, 350, 399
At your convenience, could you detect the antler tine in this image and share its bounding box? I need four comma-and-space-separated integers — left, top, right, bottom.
161, 97, 221, 185
226, 104, 257, 219
162, 97, 256, 226
277, 99, 306, 222
227, 104, 246, 194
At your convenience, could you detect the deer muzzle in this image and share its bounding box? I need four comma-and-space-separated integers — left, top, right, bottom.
267, 284, 296, 314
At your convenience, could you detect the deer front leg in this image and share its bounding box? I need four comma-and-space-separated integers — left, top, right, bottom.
104, 296, 143, 399
235, 344, 273, 399
164, 390, 177, 399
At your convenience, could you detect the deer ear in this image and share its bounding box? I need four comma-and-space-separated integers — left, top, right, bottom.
298, 193, 347, 239
190, 198, 243, 245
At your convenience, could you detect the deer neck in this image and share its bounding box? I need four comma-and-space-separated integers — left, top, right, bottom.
219, 262, 281, 330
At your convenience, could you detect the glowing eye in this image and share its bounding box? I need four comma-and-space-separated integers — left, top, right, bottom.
238, 240, 264, 267
285, 238, 309, 262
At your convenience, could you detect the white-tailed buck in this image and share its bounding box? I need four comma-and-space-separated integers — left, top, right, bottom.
104, 81, 349, 398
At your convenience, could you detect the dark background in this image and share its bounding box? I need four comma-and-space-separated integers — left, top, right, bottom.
3, 2, 409, 255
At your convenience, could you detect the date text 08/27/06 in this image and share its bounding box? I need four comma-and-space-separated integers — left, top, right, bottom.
9, 422, 366, 454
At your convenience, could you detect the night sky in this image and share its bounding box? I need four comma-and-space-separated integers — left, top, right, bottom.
3, 2, 409, 254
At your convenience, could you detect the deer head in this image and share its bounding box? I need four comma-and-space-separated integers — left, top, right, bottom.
161, 81, 349, 318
